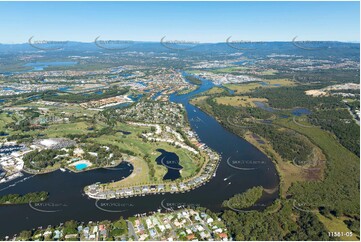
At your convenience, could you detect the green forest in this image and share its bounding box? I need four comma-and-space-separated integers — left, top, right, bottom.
0, 192, 48, 205
223, 186, 263, 210
221, 202, 331, 241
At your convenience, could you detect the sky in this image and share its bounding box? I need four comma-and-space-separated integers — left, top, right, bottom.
0, 1, 359, 43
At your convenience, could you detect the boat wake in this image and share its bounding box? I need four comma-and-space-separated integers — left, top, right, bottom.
0, 174, 36, 192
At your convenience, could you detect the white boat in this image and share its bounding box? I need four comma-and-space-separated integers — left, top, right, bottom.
60, 168, 66, 172
223, 178, 228, 181
228, 182, 231, 185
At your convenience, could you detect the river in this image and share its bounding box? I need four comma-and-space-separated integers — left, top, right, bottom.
0, 76, 279, 238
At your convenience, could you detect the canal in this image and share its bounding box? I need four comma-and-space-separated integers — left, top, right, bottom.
0, 75, 279, 238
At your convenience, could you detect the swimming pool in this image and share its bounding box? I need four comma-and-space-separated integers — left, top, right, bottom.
75, 163, 88, 171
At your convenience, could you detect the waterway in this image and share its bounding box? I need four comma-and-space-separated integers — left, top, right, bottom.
254, 101, 311, 117
24, 62, 78, 71
155, 149, 183, 181
0, 75, 279, 238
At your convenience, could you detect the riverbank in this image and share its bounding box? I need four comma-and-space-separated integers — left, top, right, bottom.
0, 75, 280, 238
22, 157, 126, 175
84, 145, 220, 200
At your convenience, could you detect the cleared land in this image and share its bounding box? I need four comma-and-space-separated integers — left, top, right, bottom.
214, 96, 267, 107
205, 87, 227, 95
224, 79, 295, 94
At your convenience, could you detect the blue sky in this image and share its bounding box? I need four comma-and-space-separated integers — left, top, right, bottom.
0, 1, 359, 43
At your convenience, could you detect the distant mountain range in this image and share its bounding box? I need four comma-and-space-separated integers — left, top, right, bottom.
0, 41, 359, 60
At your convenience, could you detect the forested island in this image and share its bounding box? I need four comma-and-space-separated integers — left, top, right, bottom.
222, 186, 263, 210
0, 192, 49, 205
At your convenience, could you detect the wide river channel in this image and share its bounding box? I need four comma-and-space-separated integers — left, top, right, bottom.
0, 76, 279, 238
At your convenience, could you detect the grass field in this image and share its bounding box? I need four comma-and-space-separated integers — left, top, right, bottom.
209, 66, 249, 73
108, 156, 151, 188
205, 87, 227, 95
224, 82, 263, 94
214, 96, 267, 107
87, 122, 202, 185
224, 79, 295, 94
45, 122, 91, 136
256, 69, 278, 75
0, 113, 12, 133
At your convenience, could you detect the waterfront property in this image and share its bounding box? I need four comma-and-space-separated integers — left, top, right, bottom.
84, 144, 220, 200
70, 160, 92, 171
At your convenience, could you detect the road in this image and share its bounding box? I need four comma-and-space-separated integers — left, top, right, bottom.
127, 220, 138, 240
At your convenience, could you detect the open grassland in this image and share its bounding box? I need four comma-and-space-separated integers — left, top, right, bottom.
224, 82, 262, 94
256, 69, 278, 76
21, 102, 98, 115
225, 79, 295, 94
13, 121, 100, 138
205, 87, 228, 95
209, 66, 250, 73
89, 122, 202, 184
45, 122, 91, 136
108, 156, 150, 188
210, 66, 278, 76
0, 113, 12, 132
214, 96, 268, 107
